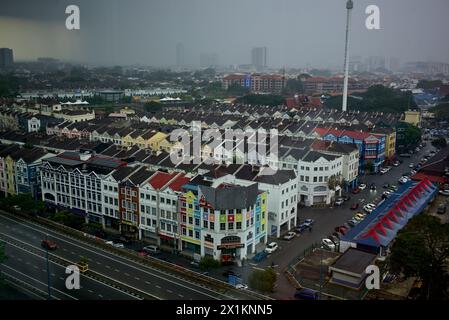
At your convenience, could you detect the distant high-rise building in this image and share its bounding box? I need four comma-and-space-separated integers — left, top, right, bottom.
200, 53, 218, 68
349, 56, 363, 72
176, 43, 185, 67
388, 57, 400, 72
365, 56, 386, 72
0, 48, 14, 69
251, 47, 267, 70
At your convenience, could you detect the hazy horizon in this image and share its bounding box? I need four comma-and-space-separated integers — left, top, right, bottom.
1, 0, 449, 69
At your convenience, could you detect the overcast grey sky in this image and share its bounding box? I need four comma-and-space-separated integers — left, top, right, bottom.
1, 0, 448, 68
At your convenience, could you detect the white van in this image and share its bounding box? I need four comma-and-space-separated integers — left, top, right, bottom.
143, 245, 160, 255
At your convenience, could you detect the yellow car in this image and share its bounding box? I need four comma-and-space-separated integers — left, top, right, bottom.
354, 213, 366, 221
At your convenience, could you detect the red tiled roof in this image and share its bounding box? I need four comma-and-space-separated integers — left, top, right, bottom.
168, 174, 191, 192
314, 127, 383, 141
148, 171, 177, 190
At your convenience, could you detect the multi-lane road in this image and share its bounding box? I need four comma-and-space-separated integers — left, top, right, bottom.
0, 211, 258, 300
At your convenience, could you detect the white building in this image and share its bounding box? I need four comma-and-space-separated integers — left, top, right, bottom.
279, 148, 343, 206
40, 152, 126, 225
206, 165, 297, 237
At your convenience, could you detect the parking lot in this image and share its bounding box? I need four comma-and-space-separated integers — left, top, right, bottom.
96, 138, 439, 298
241, 140, 438, 298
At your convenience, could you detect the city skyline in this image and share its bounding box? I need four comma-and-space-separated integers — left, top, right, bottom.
1, 0, 449, 68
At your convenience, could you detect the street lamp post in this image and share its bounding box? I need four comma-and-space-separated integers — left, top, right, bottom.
45, 234, 52, 300
319, 248, 323, 296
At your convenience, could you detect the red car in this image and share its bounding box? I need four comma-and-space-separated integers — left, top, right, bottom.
352, 188, 361, 194
350, 203, 359, 210
334, 226, 348, 235
41, 239, 58, 250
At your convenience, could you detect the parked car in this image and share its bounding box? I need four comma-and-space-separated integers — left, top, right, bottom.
335, 198, 345, 206
347, 219, 359, 227
283, 232, 296, 241
264, 242, 279, 254
41, 239, 58, 250
294, 288, 319, 300
329, 235, 340, 245
334, 226, 348, 235
393, 161, 400, 167
439, 190, 449, 196
409, 163, 415, 168
380, 168, 389, 174
235, 283, 248, 290
350, 202, 359, 210
332, 231, 344, 239
363, 204, 376, 213
113, 243, 125, 249
322, 238, 336, 250
383, 183, 391, 189
354, 213, 366, 221
142, 245, 160, 255
296, 223, 309, 234
359, 184, 367, 190
303, 219, 315, 226
352, 187, 361, 194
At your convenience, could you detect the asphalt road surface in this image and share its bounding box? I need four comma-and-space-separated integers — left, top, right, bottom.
0, 212, 252, 300
232, 142, 436, 298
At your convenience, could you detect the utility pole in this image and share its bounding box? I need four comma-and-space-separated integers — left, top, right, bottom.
342, 0, 353, 112
319, 246, 324, 299
45, 234, 52, 300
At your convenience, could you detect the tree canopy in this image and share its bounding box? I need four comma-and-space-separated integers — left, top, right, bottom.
429, 103, 449, 122
249, 267, 277, 292
431, 136, 447, 149
417, 80, 443, 90
235, 94, 284, 106
389, 214, 449, 299
324, 85, 416, 113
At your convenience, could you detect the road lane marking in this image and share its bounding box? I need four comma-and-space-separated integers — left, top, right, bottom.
134, 277, 140, 280
1, 264, 77, 300
0, 214, 234, 300
0, 235, 144, 300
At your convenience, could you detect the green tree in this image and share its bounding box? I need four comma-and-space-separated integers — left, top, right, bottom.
282, 77, 304, 95
324, 85, 416, 113
364, 161, 374, 174
403, 124, 422, 149
417, 80, 443, 90
429, 103, 449, 122
389, 214, 449, 299
235, 94, 284, 106
227, 83, 250, 97
198, 256, 221, 271
249, 268, 277, 292
328, 175, 338, 190
144, 101, 163, 113
431, 136, 447, 149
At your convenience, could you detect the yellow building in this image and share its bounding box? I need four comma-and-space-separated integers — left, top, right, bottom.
147, 132, 171, 152
5, 155, 17, 196
385, 131, 397, 160
404, 110, 422, 128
